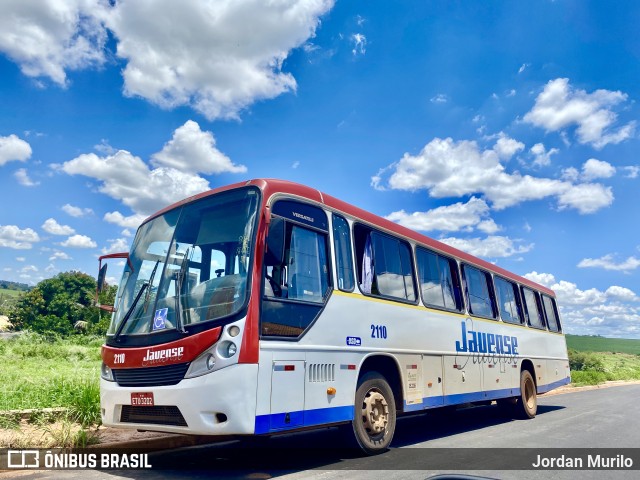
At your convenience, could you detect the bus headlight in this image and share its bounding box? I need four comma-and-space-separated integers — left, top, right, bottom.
101, 363, 115, 382
218, 341, 237, 359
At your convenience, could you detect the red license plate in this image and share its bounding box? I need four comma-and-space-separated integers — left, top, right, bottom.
131, 392, 154, 406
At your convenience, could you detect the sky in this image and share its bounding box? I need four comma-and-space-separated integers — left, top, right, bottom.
0, 0, 639, 338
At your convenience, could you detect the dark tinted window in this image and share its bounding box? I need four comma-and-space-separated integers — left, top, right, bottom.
332, 214, 354, 291
494, 277, 522, 324
354, 225, 416, 302
463, 265, 496, 319
542, 295, 561, 332
522, 287, 545, 329
416, 248, 462, 311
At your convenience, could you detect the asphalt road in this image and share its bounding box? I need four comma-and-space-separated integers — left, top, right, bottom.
2, 384, 639, 480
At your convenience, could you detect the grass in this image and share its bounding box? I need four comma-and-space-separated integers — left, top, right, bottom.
0, 332, 102, 435
566, 334, 640, 355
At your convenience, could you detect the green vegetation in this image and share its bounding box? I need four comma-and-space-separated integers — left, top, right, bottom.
0, 332, 102, 426
8, 271, 116, 337
566, 334, 640, 355
568, 348, 640, 386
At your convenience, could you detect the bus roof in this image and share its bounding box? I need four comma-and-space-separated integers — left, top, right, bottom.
144, 178, 555, 297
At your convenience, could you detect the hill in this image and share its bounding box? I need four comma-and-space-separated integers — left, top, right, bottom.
566, 334, 640, 355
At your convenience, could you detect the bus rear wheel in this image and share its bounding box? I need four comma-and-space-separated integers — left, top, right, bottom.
516, 370, 537, 419
351, 372, 396, 455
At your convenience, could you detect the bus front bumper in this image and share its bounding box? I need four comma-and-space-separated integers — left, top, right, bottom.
100, 363, 258, 435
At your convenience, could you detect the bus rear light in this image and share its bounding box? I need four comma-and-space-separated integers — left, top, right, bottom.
228, 325, 240, 337
206, 354, 216, 370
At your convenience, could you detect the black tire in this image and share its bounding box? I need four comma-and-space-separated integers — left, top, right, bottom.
516, 370, 537, 419
351, 372, 396, 455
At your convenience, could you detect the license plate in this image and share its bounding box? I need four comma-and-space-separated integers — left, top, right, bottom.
131, 392, 154, 406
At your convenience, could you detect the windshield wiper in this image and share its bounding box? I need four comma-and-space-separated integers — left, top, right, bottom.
174, 247, 190, 334
113, 282, 149, 342
142, 260, 160, 313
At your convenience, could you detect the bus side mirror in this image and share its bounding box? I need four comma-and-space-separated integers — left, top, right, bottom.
265, 217, 285, 266
97, 264, 108, 294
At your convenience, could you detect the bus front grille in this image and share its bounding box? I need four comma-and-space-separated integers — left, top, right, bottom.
120, 405, 188, 427
112, 363, 190, 387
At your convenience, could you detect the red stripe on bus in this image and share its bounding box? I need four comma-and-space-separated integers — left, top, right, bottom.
101, 327, 221, 369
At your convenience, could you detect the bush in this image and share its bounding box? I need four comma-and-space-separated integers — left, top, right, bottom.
570, 370, 608, 386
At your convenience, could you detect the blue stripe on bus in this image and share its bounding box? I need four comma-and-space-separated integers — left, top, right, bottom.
537, 376, 571, 394
255, 405, 354, 434
256, 377, 571, 433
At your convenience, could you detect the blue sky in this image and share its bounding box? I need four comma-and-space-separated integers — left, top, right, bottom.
1, 0, 639, 337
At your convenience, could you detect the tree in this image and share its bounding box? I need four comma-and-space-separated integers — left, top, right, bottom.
9, 271, 115, 336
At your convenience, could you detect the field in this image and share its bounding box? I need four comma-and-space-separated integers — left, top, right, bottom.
0, 333, 102, 447
566, 334, 640, 355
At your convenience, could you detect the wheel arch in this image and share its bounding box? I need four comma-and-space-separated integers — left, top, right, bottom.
358, 354, 404, 412
521, 358, 537, 386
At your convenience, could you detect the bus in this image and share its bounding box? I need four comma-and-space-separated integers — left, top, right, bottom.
97, 178, 570, 454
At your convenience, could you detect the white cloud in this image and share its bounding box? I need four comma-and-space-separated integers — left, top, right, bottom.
605, 286, 640, 302
16, 257, 25, 262
378, 136, 614, 214
108, 0, 334, 120
523, 78, 636, 149
439, 235, 533, 259
385, 197, 500, 234
61, 122, 247, 216
518, 63, 530, 74
60, 150, 210, 216
59, 234, 97, 248
529, 143, 559, 167
581, 158, 616, 181
556, 182, 614, 214
0, 225, 40, 249
493, 133, 524, 160
14, 168, 39, 186
121, 229, 132, 237
0, 134, 32, 166
351, 33, 366, 56
101, 238, 130, 255
578, 254, 640, 272
49, 250, 71, 261
104, 212, 147, 229
42, 218, 75, 236
62, 204, 94, 217
0, 0, 108, 86
430, 94, 448, 104
623, 166, 639, 179
151, 120, 246, 175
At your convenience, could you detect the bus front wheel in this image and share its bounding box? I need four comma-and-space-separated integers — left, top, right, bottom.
351, 372, 396, 455
516, 370, 537, 419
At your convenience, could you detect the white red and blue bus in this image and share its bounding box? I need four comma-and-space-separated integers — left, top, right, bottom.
98, 179, 570, 454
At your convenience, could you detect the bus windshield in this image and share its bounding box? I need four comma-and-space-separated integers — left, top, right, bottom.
107, 187, 259, 337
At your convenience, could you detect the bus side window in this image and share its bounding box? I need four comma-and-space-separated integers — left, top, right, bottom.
462, 264, 497, 319
522, 287, 545, 329
542, 295, 561, 332
353, 225, 416, 302
416, 247, 463, 312
494, 276, 523, 324
332, 214, 355, 292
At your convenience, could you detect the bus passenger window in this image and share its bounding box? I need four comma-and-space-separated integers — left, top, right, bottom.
416, 248, 462, 312
354, 224, 416, 302
542, 295, 561, 332
494, 277, 523, 324
463, 265, 497, 319
522, 287, 545, 329
332, 214, 355, 291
